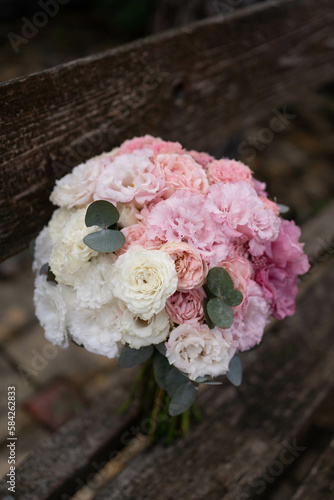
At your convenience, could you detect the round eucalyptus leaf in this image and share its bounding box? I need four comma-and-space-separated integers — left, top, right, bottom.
223, 289, 243, 307
203, 298, 215, 329
226, 353, 242, 387
118, 345, 154, 368
153, 351, 171, 391
154, 342, 167, 356
166, 366, 189, 397
83, 229, 125, 253
206, 267, 234, 296
207, 297, 234, 329
85, 200, 120, 228
169, 381, 198, 416
277, 203, 290, 214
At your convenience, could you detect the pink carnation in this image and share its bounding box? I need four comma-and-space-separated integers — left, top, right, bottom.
161, 242, 208, 290
207, 159, 253, 185
252, 178, 268, 197
166, 289, 205, 325
228, 280, 270, 351
186, 150, 215, 169
117, 135, 183, 155
260, 197, 280, 216
117, 223, 164, 256
158, 154, 209, 197
94, 149, 165, 206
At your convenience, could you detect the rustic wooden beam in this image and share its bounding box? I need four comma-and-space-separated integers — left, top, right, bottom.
1, 0, 334, 262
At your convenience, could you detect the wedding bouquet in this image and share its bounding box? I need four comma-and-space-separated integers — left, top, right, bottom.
33, 135, 309, 440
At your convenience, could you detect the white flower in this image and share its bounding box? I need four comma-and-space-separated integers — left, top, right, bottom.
117, 202, 140, 228
34, 274, 77, 348
166, 324, 237, 380
50, 150, 118, 209
33, 226, 53, 272
49, 208, 99, 286
111, 246, 178, 320
72, 254, 116, 309
48, 208, 72, 244
121, 309, 170, 349
67, 299, 125, 358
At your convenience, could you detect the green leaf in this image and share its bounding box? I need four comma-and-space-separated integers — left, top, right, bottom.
277, 203, 290, 214
207, 297, 234, 329
203, 380, 222, 385
29, 239, 36, 261
194, 375, 210, 383
169, 381, 198, 416
118, 345, 154, 368
166, 366, 189, 397
203, 298, 215, 329
153, 351, 171, 391
206, 267, 234, 296
226, 353, 242, 387
85, 200, 120, 228
83, 229, 125, 253
224, 289, 243, 307
154, 342, 167, 356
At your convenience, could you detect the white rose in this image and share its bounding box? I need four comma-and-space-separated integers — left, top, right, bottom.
67, 299, 125, 358
117, 202, 140, 228
121, 309, 170, 349
111, 246, 178, 320
34, 274, 77, 348
72, 253, 117, 309
166, 324, 237, 380
50, 149, 118, 209
49, 208, 99, 285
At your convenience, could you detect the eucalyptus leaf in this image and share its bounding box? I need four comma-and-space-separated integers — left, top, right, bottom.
277, 203, 290, 214
154, 342, 167, 356
83, 229, 125, 253
206, 267, 234, 296
226, 353, 242, 387
203, 380, 222, 385
85, 200, 120, 228
169, 381, 198, 416
153, 351, 171, 391
207, 297, 234, 329
194, 375, 210, 383
29, 239, 36, 261
166, 366, 189, 397
223, 289, 243, 307
203, 298, 215, 329
118, 345, 154, 368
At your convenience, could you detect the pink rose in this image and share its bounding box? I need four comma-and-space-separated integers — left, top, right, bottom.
158, 154, 209, 197
166, 289, 205, 325
207, 159, 252, 185
161, 241, 208, 290
94, 149, 165, 206
117, 135, 183, 155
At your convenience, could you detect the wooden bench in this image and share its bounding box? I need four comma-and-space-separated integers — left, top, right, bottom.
1, 0, 334, 498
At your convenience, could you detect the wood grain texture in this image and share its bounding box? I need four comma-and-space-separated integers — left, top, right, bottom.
1, 0, 334, 262
92, 259, 334, 500
0, 370, 141, 500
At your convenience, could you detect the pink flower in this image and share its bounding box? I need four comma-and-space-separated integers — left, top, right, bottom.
252, 178, 267, 197
116, 223, 164, 256
216, 255, 252, 305
117, 135, 183, 155
161, 242, 208, 290
158, 154, 209, 197
260, 197, 280, 216
166, 288, 205, 325
207, 159, 253, 185
186, 150, 215, 169
145, 190, 229, 265
94, 149, 165, 206
227, 280, 270, 351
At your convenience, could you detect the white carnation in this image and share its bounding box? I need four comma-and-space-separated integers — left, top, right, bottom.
117, 202, 140, 228
34, 274, 77, 348
49, 208, 99, 286
121, 309, 170, 349
166, 324, 237, 380
33, 226, 53, 272
111, 246, 178, 320
67, 299, 125, 358
50, 149, 118, 209
48, 208, 70, 244
72, 254, 116, 309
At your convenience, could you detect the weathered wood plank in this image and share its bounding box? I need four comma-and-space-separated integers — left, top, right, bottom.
0, 370, 141, 500
291, 438, 334, 500
1, 0, 334, 262
92, 261, 334, 499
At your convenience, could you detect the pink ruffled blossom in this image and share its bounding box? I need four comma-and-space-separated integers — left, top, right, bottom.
166, 288, 205, 325
260, 197, 280, 215
161, 241, 208, 290
207, 159, 253, 185
186, 150, 215, 169
117, 135, 183, 155
94, 149, 165, 206
158, 154, 209, 197
116, 223, 164, 256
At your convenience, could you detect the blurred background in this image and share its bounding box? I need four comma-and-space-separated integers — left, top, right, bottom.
0, 0, 334, 481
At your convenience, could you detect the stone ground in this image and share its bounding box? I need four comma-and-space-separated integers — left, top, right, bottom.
1, 7, 334, 492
